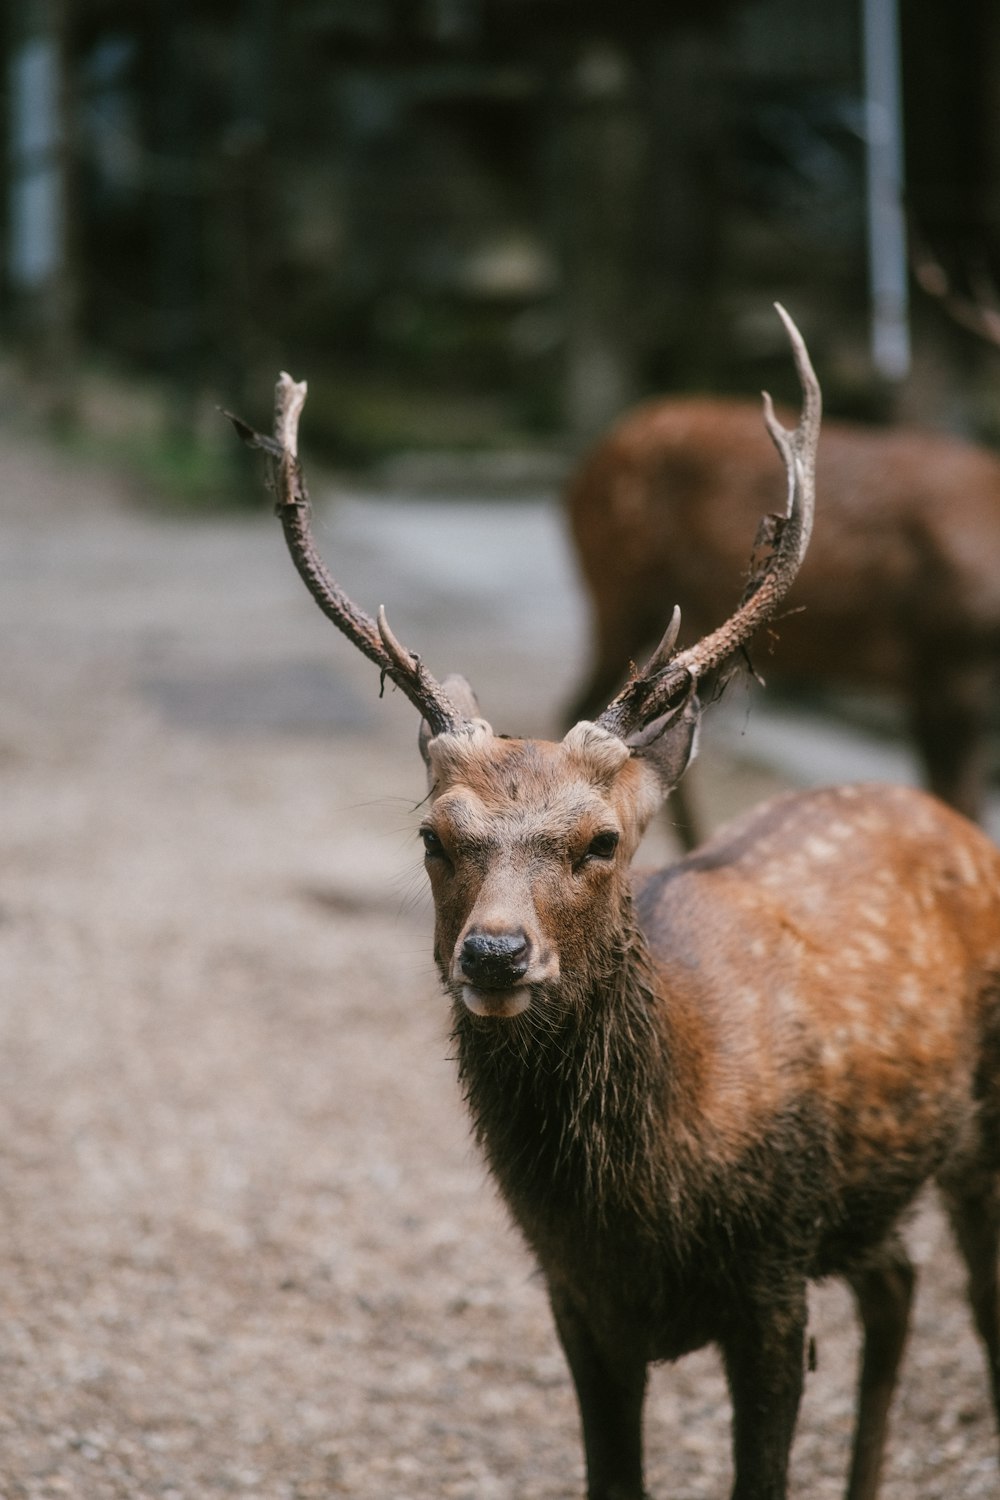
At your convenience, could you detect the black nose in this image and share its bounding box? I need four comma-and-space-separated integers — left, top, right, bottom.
460, 929, 530, 989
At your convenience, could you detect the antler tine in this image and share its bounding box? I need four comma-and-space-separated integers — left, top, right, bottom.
641, 605, 682, 680
228, 373, 464, 738
595, 304, 821, 742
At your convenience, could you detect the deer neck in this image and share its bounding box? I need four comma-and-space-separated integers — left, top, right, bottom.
452, 897, 681, 1241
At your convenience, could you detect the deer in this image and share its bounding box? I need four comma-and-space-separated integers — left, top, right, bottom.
231, 307, 1000, 1500
562, 361, 1000, 848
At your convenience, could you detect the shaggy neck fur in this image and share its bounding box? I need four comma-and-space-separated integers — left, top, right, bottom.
451, 897, 678, 1255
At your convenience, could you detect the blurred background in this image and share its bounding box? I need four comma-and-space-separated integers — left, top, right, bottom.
4, 0, 1000, 485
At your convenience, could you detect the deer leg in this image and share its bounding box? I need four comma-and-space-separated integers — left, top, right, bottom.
722, 1283, 807, 1500
909, 662, 992, 824
564, 655, 632, 732
940, 1169, 1000, 1431
548, 1284, 647, 1500
844, 1237, 915, 1500
563, 599, 669, 732
666, 770, 702, 853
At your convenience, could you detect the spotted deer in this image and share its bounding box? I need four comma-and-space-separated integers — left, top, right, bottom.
233, 308, 1000, 1500
563, 380, 1000, 848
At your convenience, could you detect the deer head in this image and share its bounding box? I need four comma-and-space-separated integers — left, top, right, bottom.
230, 306, 820, 1020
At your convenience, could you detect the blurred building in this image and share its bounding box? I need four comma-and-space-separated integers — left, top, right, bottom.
3, 0, 1000, 459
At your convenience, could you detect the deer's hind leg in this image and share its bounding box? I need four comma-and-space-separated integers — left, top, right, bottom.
844, 1235, 915, 1500
939, 1161, 1000, 1433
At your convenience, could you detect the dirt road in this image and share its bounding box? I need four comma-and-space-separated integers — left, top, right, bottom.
0, 425, 996, 1497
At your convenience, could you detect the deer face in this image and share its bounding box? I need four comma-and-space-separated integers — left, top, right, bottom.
420, 718, 666, 1018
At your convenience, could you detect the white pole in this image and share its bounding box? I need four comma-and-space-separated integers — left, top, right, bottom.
8, 31, 63, 291
862, 0, 910, 379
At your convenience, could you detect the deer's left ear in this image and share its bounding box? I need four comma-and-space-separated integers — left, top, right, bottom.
418, 674, 483, 766
626, 691, 701, 795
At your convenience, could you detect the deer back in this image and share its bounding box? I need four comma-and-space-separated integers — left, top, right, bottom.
566, 398, 1000, 694
635, 781, 1000, 1194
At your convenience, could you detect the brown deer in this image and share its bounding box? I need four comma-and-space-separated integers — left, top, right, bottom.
563, 373, 1000, 847
232, 309, 1000, 1500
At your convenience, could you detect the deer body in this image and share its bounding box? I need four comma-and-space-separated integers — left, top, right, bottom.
565, 399, 1000, 830
429, 727, 1000, 1500
243, 311, 1000, 1497
451, 778, 1000, 1291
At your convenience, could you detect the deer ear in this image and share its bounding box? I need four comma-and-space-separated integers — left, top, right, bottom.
626, 692, 701, 794
419, 674, 482, 765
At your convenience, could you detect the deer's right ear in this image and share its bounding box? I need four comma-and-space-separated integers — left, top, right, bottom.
626, 691, 701, 795
418, 674, 482, 766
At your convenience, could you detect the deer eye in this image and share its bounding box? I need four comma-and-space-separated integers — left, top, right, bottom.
420, 826, 446, 860
581, 830, 620, 865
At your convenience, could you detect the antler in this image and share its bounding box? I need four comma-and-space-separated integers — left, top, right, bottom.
228, 374, 466, 737
595, 303, 821, 742
232, 307, 818, 746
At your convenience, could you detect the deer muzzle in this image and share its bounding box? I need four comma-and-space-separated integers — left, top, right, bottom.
460, 929, 530, 987
454, 925, 558, 1018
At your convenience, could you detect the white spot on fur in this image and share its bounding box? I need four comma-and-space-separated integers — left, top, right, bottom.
855, 931, 891, 963
898, 974, 924, 1009
804, 835, 837, 862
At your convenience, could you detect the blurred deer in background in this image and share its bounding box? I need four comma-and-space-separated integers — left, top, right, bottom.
233, 308, 1000, 1500
563, 350, 1000, 848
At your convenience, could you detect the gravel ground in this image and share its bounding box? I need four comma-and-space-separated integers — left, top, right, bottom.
0, 423, 997, 1499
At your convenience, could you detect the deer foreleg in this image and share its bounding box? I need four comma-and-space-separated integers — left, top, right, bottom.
548, 1284, 648, 1500
723, 1284, 807, 1500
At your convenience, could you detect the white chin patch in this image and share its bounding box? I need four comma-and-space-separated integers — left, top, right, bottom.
461, 985, 531, 1019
